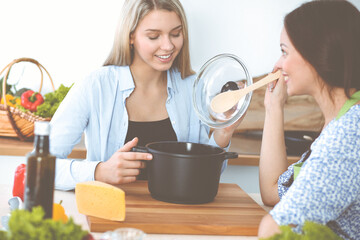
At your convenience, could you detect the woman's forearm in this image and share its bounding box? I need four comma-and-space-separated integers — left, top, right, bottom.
259, 105, 288, 206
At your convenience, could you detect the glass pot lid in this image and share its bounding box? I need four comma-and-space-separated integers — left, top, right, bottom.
193, 53, 253, 128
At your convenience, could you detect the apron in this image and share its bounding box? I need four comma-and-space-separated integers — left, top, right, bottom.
294, 90, 360, 180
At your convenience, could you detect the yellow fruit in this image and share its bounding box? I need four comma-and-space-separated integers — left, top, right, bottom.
53, 200, 68, 223
14, 97, 21, 106
1, 94, 18, 108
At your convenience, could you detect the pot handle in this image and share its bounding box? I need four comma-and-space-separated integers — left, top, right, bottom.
131, 146, 149, 153
224, 152, 239, 159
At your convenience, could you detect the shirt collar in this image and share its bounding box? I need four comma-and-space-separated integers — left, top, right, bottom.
117, 65, 177, 97
118, 66, 135, 92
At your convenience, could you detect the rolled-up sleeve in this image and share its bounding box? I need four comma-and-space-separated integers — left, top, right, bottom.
54, 159, 100, 190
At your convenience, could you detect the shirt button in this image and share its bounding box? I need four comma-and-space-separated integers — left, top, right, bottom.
167, 100, 170, 104
172, 120, 176, 125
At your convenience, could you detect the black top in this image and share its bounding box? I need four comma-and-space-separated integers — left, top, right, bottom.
125, 117, 177, 180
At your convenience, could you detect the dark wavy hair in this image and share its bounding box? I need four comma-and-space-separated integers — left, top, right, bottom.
284, 0, 360, 98
282, 0, 360, 188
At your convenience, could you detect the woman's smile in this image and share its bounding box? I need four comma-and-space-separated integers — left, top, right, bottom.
156, 53, 173, 63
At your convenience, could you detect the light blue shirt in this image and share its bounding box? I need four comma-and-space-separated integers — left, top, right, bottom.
271, 105, 360, 240
50, 66, 227, 190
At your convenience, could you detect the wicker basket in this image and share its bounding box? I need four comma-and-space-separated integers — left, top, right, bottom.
0, 58, 55, 141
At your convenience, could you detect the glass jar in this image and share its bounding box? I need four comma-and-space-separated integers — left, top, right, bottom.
100, 228, 146, 240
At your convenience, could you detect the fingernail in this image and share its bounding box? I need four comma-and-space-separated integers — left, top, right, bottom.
147, 154, 152, 160
269, 84, 274, 92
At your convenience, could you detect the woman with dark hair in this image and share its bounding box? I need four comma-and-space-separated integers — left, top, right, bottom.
258, 0, 360, 239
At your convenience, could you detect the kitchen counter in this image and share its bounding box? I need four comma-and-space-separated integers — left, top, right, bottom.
0, 156, 272, 240
0, 184, 268, 239
0, 136, 86, 159
0, 134, 300, 166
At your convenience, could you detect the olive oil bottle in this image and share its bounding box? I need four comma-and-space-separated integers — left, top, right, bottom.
24, 121, 56, 218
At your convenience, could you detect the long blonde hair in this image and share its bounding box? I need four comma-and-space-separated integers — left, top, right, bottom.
104, 0, 194, 79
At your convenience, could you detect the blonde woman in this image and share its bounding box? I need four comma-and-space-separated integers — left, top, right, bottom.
50, 0, 242, 190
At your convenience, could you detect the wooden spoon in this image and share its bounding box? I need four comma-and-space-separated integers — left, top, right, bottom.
210, 70, 282, 113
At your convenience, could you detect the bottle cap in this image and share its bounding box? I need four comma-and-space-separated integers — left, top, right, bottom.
34, 121, 51, 136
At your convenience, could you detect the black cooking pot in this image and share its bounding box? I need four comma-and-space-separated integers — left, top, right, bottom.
132, 141, 238, 204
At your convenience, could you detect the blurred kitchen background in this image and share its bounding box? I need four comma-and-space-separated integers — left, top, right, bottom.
1, 0, 359, 92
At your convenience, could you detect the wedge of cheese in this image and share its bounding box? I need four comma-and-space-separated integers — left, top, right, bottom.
75, 181, 125, 221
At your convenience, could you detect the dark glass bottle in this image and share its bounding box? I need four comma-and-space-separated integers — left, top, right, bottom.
24, 121, 56, 219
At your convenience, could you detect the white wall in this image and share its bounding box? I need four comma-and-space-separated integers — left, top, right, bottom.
1, 0, 359, 92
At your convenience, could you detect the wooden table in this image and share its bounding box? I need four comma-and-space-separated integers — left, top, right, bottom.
0, 183, 270, 240
0, 134, 300, 166
0, 155, 271, 239
87, 181, 268, 235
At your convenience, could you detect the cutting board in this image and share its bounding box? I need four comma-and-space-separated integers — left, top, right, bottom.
87, 181, 267, 236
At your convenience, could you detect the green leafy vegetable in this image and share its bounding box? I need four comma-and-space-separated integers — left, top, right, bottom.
261, 221, 342, 240
34, 83, 73, 118
14, 88, 31, 97
0, 206, 88, 240
16, 104, 30, 114
0, 231, 8, 240
0, 76, 14, 98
